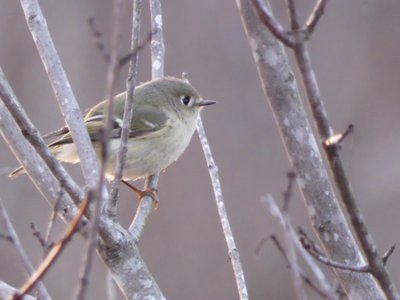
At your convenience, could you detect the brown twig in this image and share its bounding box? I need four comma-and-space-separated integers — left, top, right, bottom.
13, 192, 91, 299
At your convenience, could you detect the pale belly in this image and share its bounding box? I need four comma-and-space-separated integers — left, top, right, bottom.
53, 119, 197, 181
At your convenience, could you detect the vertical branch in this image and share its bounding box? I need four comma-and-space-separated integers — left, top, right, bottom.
75, 0, 124, 298
149, 0, 165, 78
236, 0, 384, 298
109, 0, 142, 214
196, 118, 249, 300
130, 0, 165, 239
19, 0, 99, 188
0, 199, 51, 300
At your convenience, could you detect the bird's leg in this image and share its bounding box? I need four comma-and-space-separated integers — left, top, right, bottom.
122, 179, 159, 209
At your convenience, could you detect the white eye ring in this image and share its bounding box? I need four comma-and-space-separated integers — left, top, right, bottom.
180, 95, 192, 106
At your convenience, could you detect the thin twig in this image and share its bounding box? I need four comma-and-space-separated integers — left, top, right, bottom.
44, 190, 63, 248
30, 223, 53, 253
269, 235, 335, 300
0, 199, 51, 300
19, 0, 99, 188
109, 0, 142, 215
299, 233, 369, 273
87, 17, 110, 63
129, 0, 165, 239
74, 1, 124, 299
13, 192, 91, 300
263, 195, 307, 300
282, 171, 296, 212
382, 245, 396, 266
305, 0, 328, 35
197, 117, 249, 300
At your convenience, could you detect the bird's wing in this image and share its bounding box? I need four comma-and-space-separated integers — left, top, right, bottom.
48, 105, 168, 147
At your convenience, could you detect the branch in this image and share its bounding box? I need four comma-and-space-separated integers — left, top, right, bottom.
74, 0, 126, 297
197, 117, 249, 300
263, 195, 307, 300
0, 199, 51, 300
235, 0, 385, 298
19, 0, 99, 188
129, 0, 165, 239
109, 0, 142, 215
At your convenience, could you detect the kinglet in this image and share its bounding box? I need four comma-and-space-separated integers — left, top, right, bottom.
9, 77, 215, 190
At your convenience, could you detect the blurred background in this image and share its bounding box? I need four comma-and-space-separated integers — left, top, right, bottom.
1, 0, 400, 299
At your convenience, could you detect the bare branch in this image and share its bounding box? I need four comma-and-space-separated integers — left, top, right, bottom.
19, 0, 99, 187
109, 0, 143, 215
263, 195, 307, 300
129, 0, 165, 239
269, 235, 336, 300
197, 117, 249, 300
0, 199, 51, 300
75, 1, 125, 297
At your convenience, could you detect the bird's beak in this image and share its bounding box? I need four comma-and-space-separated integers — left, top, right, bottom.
196, 99, 216, 107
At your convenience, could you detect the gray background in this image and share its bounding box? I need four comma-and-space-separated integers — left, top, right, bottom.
1, 0, 400, 299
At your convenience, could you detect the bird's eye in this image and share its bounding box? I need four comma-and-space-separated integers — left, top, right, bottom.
181, 95, 192, 106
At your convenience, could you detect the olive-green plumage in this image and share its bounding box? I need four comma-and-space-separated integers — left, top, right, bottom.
9, 77, 215, 180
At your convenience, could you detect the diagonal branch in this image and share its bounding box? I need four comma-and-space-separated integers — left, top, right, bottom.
19, 0, 99, 188
197, 117, 249, 300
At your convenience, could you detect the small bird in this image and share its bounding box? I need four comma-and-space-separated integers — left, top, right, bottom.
9, 77, 215, 198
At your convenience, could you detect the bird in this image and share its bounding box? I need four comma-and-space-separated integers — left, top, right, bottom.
9, 76, 215, 199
